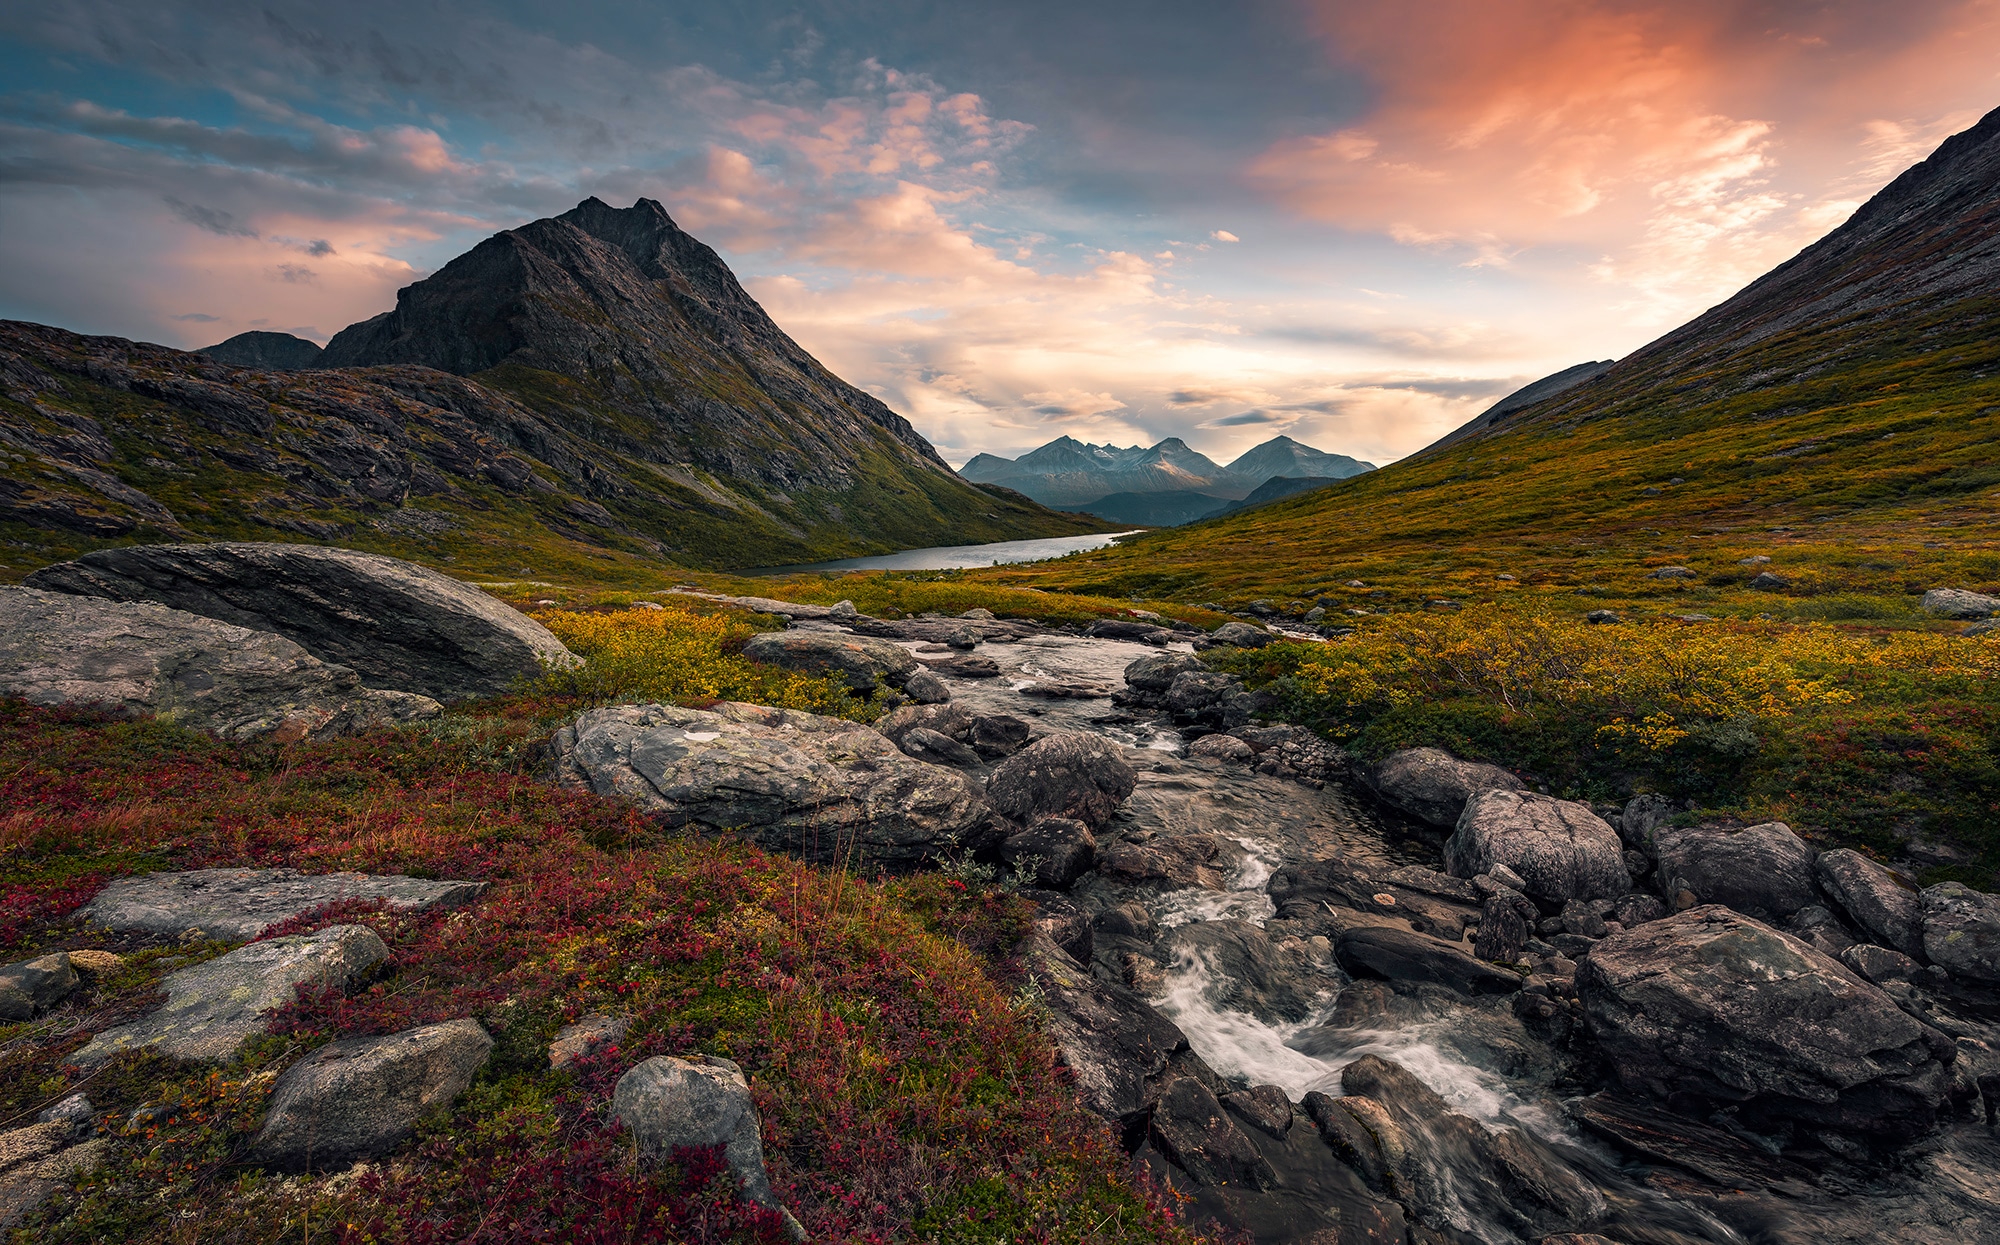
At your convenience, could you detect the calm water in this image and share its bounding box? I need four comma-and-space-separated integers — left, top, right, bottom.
744, 530, 1140, 575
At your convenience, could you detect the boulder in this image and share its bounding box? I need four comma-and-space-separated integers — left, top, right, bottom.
1122, 652, 1209, 695
612, 1055, 801, 1234
1576, 906, 1955, 1138
1474, 892, 1539, 963
1147, 1076, 1277, 1189
1748, 571, 1791, 591
1336, 925, 1524, 996
26, 542, 575, 701
1921, 588, 2000, 620
1445, 791, 1628, 904
0, 952, 79, 1021
1618, 793, 1676, 851
968, 714, 1032, 759
1207, 621, 1276, 648
1087, 618, 1171, 645
873, 702, 974, 747
999, 817, 1097, 890
986, 732, 1136, 830
1368, 747, 1524, 829
1654, 823, 1818, 920
1221, 1084, 1294, 1139
1921, 882, 2000, 983
740, 629, 917, 692
553, 701, 986, 871
74, 924, 389, 1064
899, 727, 981, 768
0, 587, 440, 742
1842, 944, 1921, 985
79, 868, 485, 941
902, 670, 951, 704
1164, 671, 1254, 730
550, 1013, 630, 1068
1817, 849, 1923, 957
1647, 566, 1696, 579
1585, 609, 1620, 625
925, 653, 1001, 678
1020, 890, 1094, 965
1187, 734, 1254, 763
249, 1019, 493, 1169
1017, 931, 1194, 1120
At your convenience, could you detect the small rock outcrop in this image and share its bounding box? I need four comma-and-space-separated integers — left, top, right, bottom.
26, 542, 574, 701
250, 1019, 493, 1169
1017, 931, 1194, 1120
74, 925, 389, 1065
986, 733, 1137, 830
1816, 849, 1923, 957
80, 868, 485, 941
1121, 652, 1209, 699
0, 587, 440, 741
1146, 1076, 1276, 1190
1163, 671, 1255, 730
1444, 791, 1628, 904
1576, 906, 1955, 1139
553, 701, 985, 871
0, 952, 80, 1021
1920, 882, 2000, 982
612, 1055, 802, 1236
0, 1117, 110, 1229
1336, 925, 1524, 996
739, 629, 918, 692
1206, 621, 1277, 649
549, 1014, 630, 1068
1654, 823, 1818, 920
1368, 747, 1524, 829
999, 817, 1097, 889
1920, 587, 2000, 619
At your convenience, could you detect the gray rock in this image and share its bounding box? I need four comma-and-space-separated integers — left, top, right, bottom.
1087, 618, 1171, 645
1163, 671, 1253, 730
1020, 890, 1093, 964
1921, 882, 2000, 982
1000, 817, 1097, 890
0, 587, 440, 742
1121, 651, 1209, 694
1655, 823, 1818, 920
550, 1013, 630, 1068
1585, 609, 1620, 624
0, 952, 79, 1021
1368, 747, 1524, 829
1017, 930, 1193, 1120
873, 702, 975, 747
925, 653, 1001, 678
1618, 792, 1676, 850
740, 629, 917, 692
902, 669, 951, 704
250, 1019, 492, 1169
1186, 734, 1254, 763
1843, 944, 1921, 985
1221, 1084, 1294, 1139
1921, 588, 2000, 619
986, 732, 1136, 830
1648, 566, 1696, 579
1445, 791, 1628, 904
1783, 904, 1855, 957
26, 542, 575, 701
1611, 894, 1666, 928
899, 726, 980, 768
37, 1093, 95, 1139
1474, 892, 1538, 963
968, 714, 1032, 759
554, 701, 985, 871
1148, 1076, 1276, 1189
943, 626, 980, 650
74, 925, 389, 1064
79, 868, 486, 942
0, 1121, 111, 1229
1749, 571, 1791, 591
1818, 848, 1924, 956
1576, 906, 1955, 1138
1336, 925, 1524, 996
1208, 621, 1276, 648
960, 607, 995, 620
612, 1054, 800, 1232
1561, 898, 1610, 939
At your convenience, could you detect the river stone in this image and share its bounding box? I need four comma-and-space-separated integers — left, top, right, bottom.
1445, 791, 1628, 904
249, 1018, 492, 1170
1921, 882, 2000, 982
924, 653, 1001, 678
0, 587, 440, 742
1336, 925, 1524, 996
899, 726, 980, 768
969, 714, 1032, 759
986, 732, 1137, 830
1000, 817, 1097, 890
740, 629, 918, 692
1207, 621, 1277, 649
1817, 849, 1923, 957
1655, 823, 1818, 920
1369, 747, 1524, 829
1122, 651, 1209, 694
1576, 906, 1955, 1138
1088, 618, 1172, 645
902, 669, 951, 704
1920, 588, 2000, 619
79, 868, 486, 941
1148, 1076, 1277, 1189
552, 701, 985, 872
74, 924, 389, 1065
0, 952, 79, 1021
1018, 930, 1193, 1120
1164, 671, 1254, 730
1187, 734, 1254, 763
1475, 892, 1540, 964
612, 1054, 800, 1234
1166, 919, 1327, 1024
27, 542, 574, 701
873, 702, 975, 747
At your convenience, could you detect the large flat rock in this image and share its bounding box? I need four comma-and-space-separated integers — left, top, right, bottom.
73, 924, 389, 1064
0, 587, 439, 742
27, 541, 574, 701
552, 700, 986, 871
79, 868, 487, 941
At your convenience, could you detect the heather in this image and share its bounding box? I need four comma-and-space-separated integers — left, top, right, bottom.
0, 701, 1190, 1243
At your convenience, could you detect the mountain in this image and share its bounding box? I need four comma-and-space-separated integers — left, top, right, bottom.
1420, 361, 1613, 454
0, 199, 1107, 579
1199, 474, 1343, 520
976, 105, 2000, 608
199, 331, 324, 370
1223, 435, 1374, 482
963, 433, 1373, 510
1053, 490, 1234, 526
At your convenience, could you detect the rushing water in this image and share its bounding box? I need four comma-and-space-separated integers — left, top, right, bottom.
743, 530, 1141, 574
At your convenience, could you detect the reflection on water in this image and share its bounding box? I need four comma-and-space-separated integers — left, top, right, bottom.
744, 531, 1141, 574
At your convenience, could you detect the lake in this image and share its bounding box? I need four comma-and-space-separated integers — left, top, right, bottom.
744, 530, 1141, 575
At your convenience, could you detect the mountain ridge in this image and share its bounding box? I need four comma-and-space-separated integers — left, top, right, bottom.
963, 432, 1373, 509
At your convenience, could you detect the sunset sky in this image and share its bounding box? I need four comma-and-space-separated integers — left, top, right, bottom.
3, 1, 1997, 468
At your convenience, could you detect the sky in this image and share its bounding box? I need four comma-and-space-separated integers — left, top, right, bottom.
3, 2, 1998, 469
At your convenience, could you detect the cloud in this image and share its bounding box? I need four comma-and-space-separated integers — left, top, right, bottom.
171, 311, 220, 322
1211, 229, 1239, 242
1205, 409, 1288, 426
166, 196, 257, 237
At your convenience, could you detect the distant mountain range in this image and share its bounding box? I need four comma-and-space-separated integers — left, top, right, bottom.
0, 199, 1105, 578
960, 433, 1373, 522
